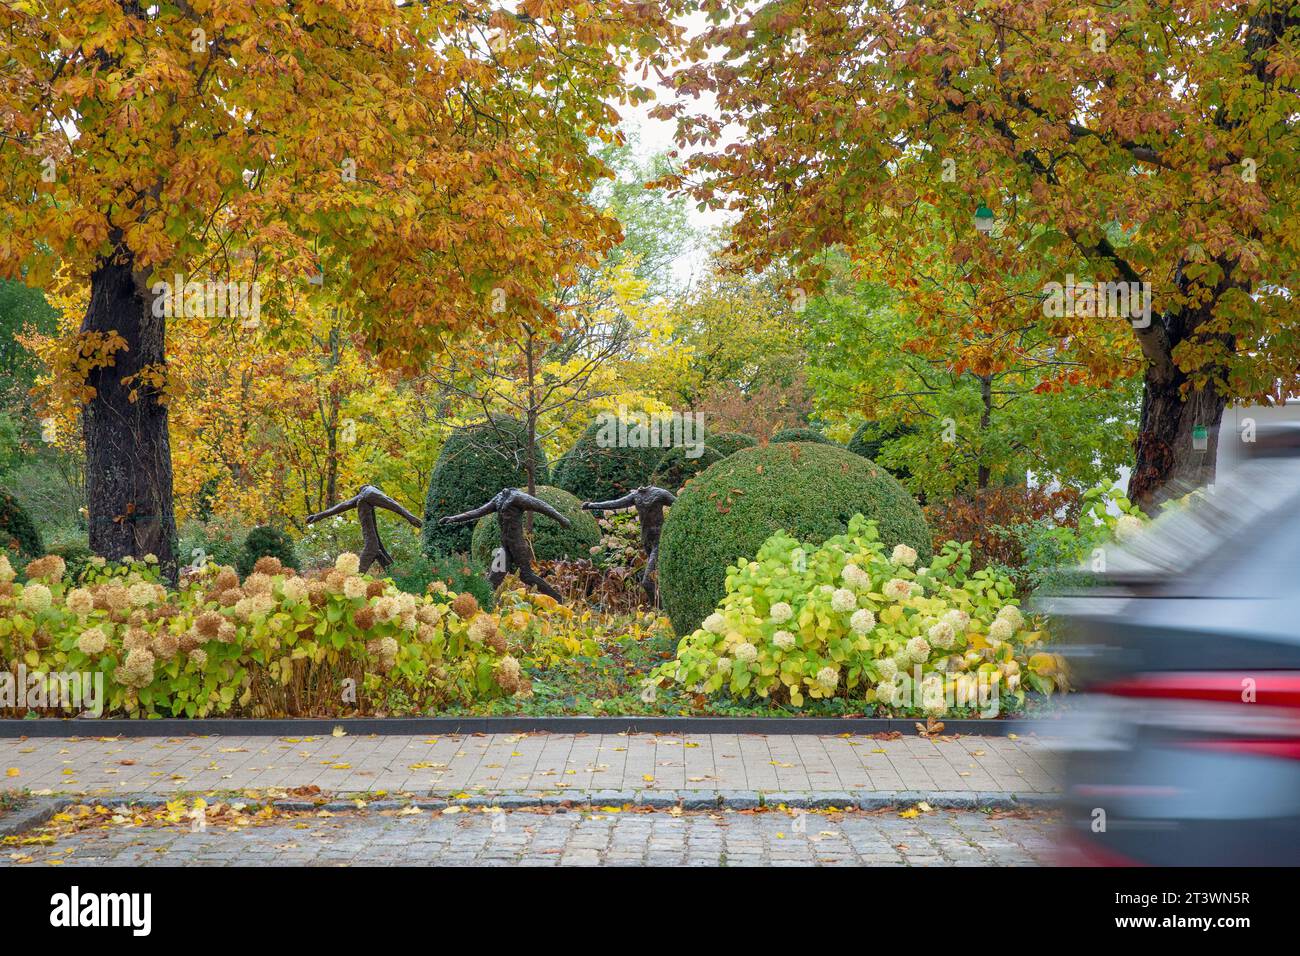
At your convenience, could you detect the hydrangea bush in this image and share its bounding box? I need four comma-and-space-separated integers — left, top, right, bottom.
0, 550, 528, 718
650, 515, 1067, 714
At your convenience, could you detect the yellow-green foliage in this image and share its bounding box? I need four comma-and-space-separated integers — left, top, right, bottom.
0, 550, 528, 718
652, 515, 1067, 714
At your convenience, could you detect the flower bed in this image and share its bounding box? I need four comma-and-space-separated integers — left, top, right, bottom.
0, 552, 522, 718
649, 515, 1067, 716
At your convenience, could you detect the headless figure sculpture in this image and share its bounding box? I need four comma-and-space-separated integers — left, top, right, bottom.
581, 485, 676, 605
439, 488, 571, 603
306, 484, 423, 574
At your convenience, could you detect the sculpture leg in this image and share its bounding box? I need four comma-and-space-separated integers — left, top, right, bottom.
641, 544, 659, 606
358, 544, 385, 575
518, 562, 565, 603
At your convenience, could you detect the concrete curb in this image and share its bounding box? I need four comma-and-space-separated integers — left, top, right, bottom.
0, 790, 1059, 832
0, 715, 1050, 738
0, 795, 72, 838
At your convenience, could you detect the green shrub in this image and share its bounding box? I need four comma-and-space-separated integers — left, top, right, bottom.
658, 442, 931, 635
651, 514, 1063, 713
704, 432, 758, 458
0, 488, 42, 561
422, 417, 547, 556
238, 526, 299, 577
770, 427, 835, 445
650, 444, 724, 493
178, 514, 252, 570
388, 551, 495, 610
551, 417, 666, 503
469, 485, 599, 569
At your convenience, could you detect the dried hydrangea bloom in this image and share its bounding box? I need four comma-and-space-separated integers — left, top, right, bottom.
77, 626, 108, 655
24, 554, 66, 583
335, 552, 361, 576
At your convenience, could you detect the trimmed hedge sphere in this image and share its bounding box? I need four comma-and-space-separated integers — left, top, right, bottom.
770, 426, 835, 445
650, 444, 724, 493
0, 489, 42, 561
704, 432, 758, 458
238, 525, 299, 577
423, 417, 548, 556
468, 485, 599, 569
658, 442, 932, 636
847, 420, 916, 482
551, 417, 666, 503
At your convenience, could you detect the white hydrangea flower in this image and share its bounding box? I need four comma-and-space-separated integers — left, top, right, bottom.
19, 582, 52, 614
876, 657, 898, 681
831, 588, 857, 613
875, 679, 900, 705
1115, 514, 1144, 542
927, 620, 956, 649
703, 612, 726, 634
850, 608, 876, 635
768, 602, 793, 624
906, 636, 931, 662
335, 552, 361, 575
996, 604, 1024, 630
772, 630, 796, 651
734, 641, 758, 663
942, 608, 971, 633
988, 617, 1015, 642
342, 575, 368, 600
883, 578, 914, 601
816, 666, 839, 691
891, 543, 918, 567
717, 656, 733, 673
841, 563, 870, 590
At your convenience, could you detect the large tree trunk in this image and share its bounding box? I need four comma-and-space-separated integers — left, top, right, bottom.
81, 250, 178, 581
1128, 366, 1227, 512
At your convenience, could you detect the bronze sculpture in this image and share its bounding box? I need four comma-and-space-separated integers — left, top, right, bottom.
439, 488, 571, 602
306, 484, 423, 573
581, 485, 676, 605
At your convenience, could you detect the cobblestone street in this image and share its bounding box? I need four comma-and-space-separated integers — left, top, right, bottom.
1, 807, 1062, 867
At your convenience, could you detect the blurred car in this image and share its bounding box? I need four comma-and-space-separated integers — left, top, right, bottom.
1046, 423, 1300, 866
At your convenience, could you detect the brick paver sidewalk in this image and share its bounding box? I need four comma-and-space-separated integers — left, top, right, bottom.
0, 807, 1062, 867
0, 732, 1059, 801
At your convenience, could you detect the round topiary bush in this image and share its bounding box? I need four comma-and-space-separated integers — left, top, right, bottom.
650, 444, 724, 493
468, 485, 599, 570
658, 442, 932, 635
770, 426, 835, 445
704, 432, 758, 458
551, 417, 666, 503
238, 525, 299, 577
0, 489, 42, 561
422, 417, 548, 556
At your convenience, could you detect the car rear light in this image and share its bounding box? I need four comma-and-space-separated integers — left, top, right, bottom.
1095, 672, 1300, 756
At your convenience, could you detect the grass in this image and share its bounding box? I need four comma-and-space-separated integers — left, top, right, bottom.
435, 624, 1050, 720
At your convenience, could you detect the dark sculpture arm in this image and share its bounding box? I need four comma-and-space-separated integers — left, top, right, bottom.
439, 499, 499, 525
360, 487, 423, 528
305, 494, 360, 525
516, 492, 571, 528
583, 492, 636, 512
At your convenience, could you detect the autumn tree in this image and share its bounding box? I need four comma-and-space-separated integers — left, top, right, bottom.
804, 249, 1140, 497
0, 0, 674, 575
654, 0, 1300, 508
